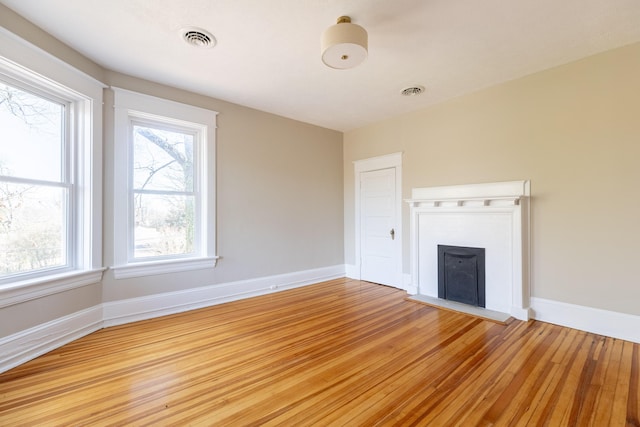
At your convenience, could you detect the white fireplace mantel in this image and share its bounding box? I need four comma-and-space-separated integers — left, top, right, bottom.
406, 181, 531, 320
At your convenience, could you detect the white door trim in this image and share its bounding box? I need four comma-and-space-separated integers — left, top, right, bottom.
353, 152, 403, 288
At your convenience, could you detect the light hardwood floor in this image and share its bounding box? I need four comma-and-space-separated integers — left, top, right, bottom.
1, 278, 639, 426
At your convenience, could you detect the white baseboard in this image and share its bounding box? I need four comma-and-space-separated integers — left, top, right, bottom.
531, 297, 640, 344
0, 305, 103, 374
103, 264, 346, 327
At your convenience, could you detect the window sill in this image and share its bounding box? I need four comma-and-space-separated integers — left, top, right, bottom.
0, 268, 107, 308
111, 256, 219, 280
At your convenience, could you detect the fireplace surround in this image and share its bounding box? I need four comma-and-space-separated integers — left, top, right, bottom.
407, 181, 531, 320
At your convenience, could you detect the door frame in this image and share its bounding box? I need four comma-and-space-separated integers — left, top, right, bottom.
353, 152, 403, 289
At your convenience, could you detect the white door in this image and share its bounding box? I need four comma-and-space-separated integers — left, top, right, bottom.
360, 168, 398, 287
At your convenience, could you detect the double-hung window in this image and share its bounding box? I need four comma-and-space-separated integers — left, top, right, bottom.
0, 79, 69, 279
112, 89, 217, 278
0, 48, 103, 295
131, 119, 199, 259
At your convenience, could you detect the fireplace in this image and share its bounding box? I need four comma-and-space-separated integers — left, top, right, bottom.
438, 245, 485, 307
407, 181, 531, 320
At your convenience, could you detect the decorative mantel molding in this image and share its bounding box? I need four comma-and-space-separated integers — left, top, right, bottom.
410, 180, 529, 199
406, 180, 529, 207
406, 181, 531, 320
407, 197, 521, 208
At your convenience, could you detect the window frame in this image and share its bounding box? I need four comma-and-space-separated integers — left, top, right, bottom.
112, 88, 218, 279
0, 30, 104, 304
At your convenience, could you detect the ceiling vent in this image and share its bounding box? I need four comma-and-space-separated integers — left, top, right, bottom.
401, 85, 426, 96
181, 27, 216, 48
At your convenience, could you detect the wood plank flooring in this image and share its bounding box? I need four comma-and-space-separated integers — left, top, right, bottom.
1, 278, 639, 426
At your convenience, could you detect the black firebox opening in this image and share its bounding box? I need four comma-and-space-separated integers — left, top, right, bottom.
438, 245, 486, 308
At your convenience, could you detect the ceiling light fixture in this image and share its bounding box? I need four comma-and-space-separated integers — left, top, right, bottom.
321, 16, 368, 69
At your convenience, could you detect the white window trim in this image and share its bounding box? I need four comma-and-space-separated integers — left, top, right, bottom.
0, 28, 105, 304
111, 88, 218, 279
111, 257, 217, 280
0, 268, 106, 309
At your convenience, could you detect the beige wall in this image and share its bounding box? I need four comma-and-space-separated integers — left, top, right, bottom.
344, 42, 640, 316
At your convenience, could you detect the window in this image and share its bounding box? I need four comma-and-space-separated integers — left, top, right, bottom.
112, 89, 217, 278
0, 81, 68, 279
131, 121, 199, 259
0, 47, 103, 295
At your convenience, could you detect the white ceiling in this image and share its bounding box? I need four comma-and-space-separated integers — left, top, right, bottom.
2, 0, 640, 131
